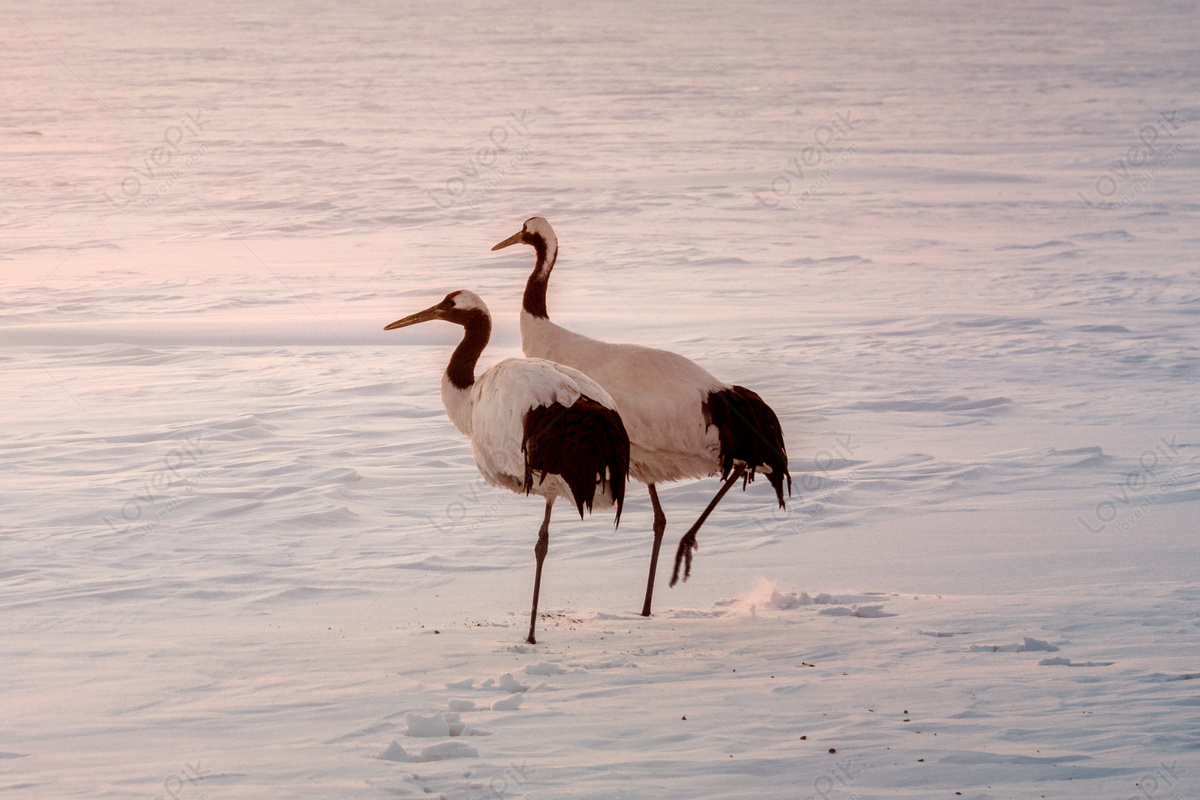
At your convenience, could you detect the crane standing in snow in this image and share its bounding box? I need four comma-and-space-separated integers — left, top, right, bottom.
384, 290, 630, 644
492, 218, 790, 616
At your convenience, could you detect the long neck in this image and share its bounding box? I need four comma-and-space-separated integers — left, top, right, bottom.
445, 313, 491, 390
522, 233, 557, 320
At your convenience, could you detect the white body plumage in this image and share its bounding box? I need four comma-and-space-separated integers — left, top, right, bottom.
519, 313, 725, 485
441, 356, 622, 508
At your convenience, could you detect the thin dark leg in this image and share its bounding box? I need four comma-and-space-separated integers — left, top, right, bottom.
527, 497, 554, 645
670, 464, 747, 587
640, 484, 668, 617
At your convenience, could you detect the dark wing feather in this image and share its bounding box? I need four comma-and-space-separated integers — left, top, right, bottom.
704, 386, 791, 507
523, 396, 630, 522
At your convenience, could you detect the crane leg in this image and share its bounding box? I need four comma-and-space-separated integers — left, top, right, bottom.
527, 497, 554, 645
670, 463, 747, 587
640, 484, 668, 617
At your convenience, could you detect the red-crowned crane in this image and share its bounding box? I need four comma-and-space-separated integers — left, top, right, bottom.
492, 218, 791, 616
384, 289, 630, 644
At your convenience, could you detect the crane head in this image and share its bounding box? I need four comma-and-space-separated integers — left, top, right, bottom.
491, 216, 556, 251
384, 290, 490, 331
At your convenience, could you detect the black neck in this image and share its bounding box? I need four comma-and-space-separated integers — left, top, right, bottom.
446, 311, 491, 390
522, 235, 553, 320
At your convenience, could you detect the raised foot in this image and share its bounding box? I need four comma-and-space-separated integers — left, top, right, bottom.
669, 532, 698, 587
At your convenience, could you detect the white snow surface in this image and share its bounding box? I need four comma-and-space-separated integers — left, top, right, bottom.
3, 1, 1200, 798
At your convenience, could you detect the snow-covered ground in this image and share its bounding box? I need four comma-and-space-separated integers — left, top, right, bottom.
3, 1, 1199, 797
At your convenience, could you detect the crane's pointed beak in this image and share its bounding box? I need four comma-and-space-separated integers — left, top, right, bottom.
491, 230, 523, 251
384, 304, 443, 331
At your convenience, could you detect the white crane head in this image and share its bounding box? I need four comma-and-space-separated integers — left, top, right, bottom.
491, 216, 558, 253
383, 290, 490, 331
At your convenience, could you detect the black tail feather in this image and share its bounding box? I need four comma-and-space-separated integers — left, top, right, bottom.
522, 396, 630, 524
704, 386, 790, 507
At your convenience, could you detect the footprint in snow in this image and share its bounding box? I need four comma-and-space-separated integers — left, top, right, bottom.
968, 637, 1059, 653
818, 604, 897, 618
377, 739, 478, 763
491, 693, 523, 711
523, 661, 569, 676
497, 673, 528, 693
